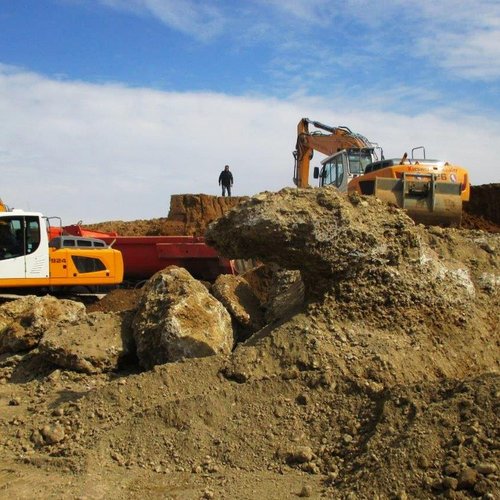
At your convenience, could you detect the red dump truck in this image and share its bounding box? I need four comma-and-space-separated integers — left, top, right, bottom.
56, 225, 234, 284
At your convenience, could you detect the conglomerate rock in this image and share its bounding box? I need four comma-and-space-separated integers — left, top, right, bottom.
206, 187, 491, 329
206, 187, 419, 296
133, 266, 233, 369
39, 311, 134, 374
211, 274, 264, 340
0, 295, 85, 354
239, 264, 305, 324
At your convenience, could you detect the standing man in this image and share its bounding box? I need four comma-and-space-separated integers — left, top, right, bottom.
218, 165, 234, 197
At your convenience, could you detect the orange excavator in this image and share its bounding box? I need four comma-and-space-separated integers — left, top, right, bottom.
293, 118, 470, 227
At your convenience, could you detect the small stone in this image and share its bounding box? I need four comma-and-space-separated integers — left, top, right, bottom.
442, 477, 458, 490
327, 470, 338, 482
343, 434, 353, 444
443, 463, 460, 476
110, 451, 125, 466
298, 485, 312, 497
457, 467, 478, 490
473, 480, 490, 496
286, 446, 313, 464
301, 462, 320, 474
30, 430, 45, 447
476, 462, 497, 475
8, 397, 21, 406
41, 424, 65, 444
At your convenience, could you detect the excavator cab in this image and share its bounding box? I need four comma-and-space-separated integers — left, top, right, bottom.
314, 148, 376, 189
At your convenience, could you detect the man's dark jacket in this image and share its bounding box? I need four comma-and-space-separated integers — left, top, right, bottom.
219, 170, 233, 186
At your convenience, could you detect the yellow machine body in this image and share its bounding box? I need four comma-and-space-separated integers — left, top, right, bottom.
294, 118, 471, 227
0, 210, 123, 289
347, 160, 470, 227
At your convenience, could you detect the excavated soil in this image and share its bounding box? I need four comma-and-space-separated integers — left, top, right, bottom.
0, 188, 499, 499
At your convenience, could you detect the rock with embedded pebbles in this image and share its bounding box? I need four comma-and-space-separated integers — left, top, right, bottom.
0, 295, 85, 354
206, 188, 492, 329
133, 266, 233, 369
211, 274, 264, 340
206, 187, 419, 297
39, 311, 134, 374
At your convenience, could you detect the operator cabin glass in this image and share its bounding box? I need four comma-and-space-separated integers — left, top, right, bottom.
321, 155, 344, 188
348, 150, 373, 175
0, 216, 40, 259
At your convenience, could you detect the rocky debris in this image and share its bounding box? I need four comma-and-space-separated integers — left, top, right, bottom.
164, 194, 248, 236
0, 296, 85, 354
239, 264, 305, 323
86, 194, 247, 237
206, 188, 494, 330
211, 274, 264, 340
463, 183, 500, 232
0, 186, 499, 499
39, 312, 134, 374
86, 288, 143, 313
133, 266, 233, 369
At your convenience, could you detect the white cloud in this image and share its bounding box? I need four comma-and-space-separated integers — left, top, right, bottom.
98, 0, 226, 40
260, 0, 500, 82
0, 66, 498, 224
93, 0, 500, 81
411, 0, 500, 79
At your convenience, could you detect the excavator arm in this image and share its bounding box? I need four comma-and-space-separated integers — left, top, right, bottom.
293, 118, 374, 187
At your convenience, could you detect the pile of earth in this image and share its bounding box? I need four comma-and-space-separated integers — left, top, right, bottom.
0, 187, 498, 499
462, 184, 500, 233
81, 185, 500, 237
84, 194, 247, 236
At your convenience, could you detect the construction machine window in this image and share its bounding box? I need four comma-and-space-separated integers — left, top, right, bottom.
72, 256, 107, 273
26, 217, 41, 254
321, 155, 344, 188
348, 150, 374, 175
0, 215, 40, 259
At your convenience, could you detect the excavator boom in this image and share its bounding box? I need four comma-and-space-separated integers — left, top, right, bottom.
293, 118, 375, 187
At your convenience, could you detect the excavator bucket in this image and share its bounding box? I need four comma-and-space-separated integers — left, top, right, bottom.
374, 172, 463, 227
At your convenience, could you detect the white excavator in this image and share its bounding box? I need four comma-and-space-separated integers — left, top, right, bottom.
0, 205, 123, 291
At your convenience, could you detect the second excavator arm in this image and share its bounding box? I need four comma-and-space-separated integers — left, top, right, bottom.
293, 118, 374, 187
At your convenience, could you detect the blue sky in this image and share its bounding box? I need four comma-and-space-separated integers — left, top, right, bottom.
0, 0, 499, 223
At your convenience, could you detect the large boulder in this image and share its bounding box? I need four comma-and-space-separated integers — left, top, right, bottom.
211, 274, 264, 340
0, 296, 85, 354
239, 264, 305, 324
39, 311, 134, 374
205, 187, 419, 297
206, 187, 491, 329
133, 266, 233, 369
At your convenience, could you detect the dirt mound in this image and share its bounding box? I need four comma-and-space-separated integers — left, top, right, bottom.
0, 188, 499, 498
85, 194, 247, 237
84, 186, 500, 236
462, 184, 500, 232
87, 288, 142, 313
